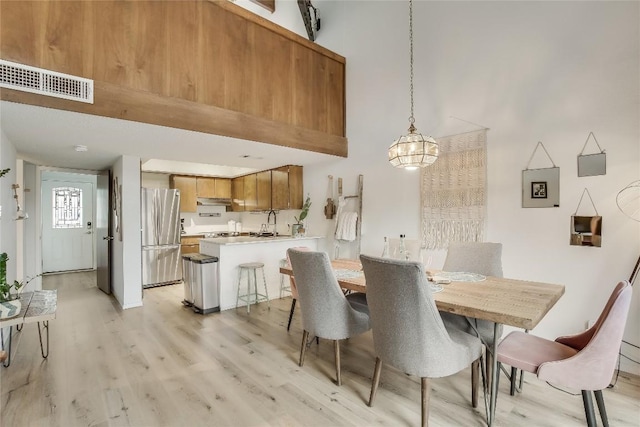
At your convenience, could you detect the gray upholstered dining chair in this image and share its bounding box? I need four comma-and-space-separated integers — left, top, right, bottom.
497, 281, 632, 427
360, 254, 483, 426
287, 248, 371, 386
439, 242, 503, 385
284, 246, 311, 331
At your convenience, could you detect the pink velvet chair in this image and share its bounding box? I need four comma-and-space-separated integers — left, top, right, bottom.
497, 281, 632, 427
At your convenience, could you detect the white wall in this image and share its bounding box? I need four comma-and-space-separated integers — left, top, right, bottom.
0, 130, 17, 349
254, 1, 640, 374
22, 162, 41, 291
0, 130, 17, 284
112, 155, 143, 309
141, 172, 170, 189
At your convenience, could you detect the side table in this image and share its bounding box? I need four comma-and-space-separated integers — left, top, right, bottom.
0, 290, 57, 367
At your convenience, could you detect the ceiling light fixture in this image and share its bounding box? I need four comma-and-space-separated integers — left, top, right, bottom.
74, 144, 88, 152
388, 0, 438, 171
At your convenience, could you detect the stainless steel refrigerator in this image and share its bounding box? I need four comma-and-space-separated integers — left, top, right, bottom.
141, 188, 182, 288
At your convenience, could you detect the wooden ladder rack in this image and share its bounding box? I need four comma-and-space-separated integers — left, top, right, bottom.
337, 174, 364, 257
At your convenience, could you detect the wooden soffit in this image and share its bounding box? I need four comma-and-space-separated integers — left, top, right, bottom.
0, 0, 347, 158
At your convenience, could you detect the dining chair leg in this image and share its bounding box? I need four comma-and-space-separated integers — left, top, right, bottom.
368, 357, 382, 407
510, 367, 517, 396
486, 351, 493, 391
581, 390, 597, 427
299, 330, 309, 367
594, 390, 609, 427
334, 340, 342, 386
518, 368, 525, 392
471, 359, 479, 408
421, 377, 430, 427
286, 299, 297, 331
517, 330, 529, 394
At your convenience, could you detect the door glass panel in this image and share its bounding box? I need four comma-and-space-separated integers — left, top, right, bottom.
52, 187, 83, 228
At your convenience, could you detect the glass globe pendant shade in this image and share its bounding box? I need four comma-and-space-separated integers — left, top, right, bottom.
388, 123, 439, 170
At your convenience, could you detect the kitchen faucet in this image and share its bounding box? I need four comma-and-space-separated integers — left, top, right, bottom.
267, 210, 277, 235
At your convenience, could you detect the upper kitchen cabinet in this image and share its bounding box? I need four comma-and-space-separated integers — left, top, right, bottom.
196, 177, 231, 199
272, 165, 303, 210
240, 171, 272, 212
169, 175, 197, 213
256, 171, 272, 211
243, 174, 258, 212
231, 177, 245, 212
0, 0, 347, 158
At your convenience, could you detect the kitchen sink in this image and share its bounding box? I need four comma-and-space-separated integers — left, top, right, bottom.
249, 232, 279, 238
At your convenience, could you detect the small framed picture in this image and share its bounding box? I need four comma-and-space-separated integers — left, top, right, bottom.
522, 167, 559, 208
531, 181, 547, 199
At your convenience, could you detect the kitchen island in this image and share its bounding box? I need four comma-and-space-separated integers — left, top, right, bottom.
199, 235, 322, 311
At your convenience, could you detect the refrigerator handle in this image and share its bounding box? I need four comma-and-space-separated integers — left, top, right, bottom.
155, 190, 161, 246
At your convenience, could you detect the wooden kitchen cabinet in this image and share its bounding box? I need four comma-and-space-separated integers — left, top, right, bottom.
181, 236, 202, 254
271, 167, 288, 210
271, 165, 303, 210
256, 171, 272, 211
170, 175, 197, 212
197, 177, 231, 198
288, 165, 303, 209
173, 165, 301, 213
243, 174, 257, 211
231, 177, 245, 212
215, 178, 231, 198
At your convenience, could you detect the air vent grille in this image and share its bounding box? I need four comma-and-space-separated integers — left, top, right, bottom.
0, 59, 93, 104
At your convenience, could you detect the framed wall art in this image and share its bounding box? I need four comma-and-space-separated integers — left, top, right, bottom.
531, 182, 547, 199
522, 141, 560, 208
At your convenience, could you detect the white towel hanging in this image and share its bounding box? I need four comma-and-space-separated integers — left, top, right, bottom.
335, 211, 358, 241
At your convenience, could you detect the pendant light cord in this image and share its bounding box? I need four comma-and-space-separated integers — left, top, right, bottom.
408, 0, 415, 127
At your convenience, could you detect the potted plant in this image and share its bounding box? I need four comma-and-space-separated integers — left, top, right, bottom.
292, 196, 312, 236
0, 252, 24, 319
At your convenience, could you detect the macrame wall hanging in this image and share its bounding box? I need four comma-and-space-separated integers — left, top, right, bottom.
570, 188, 602, 247
420, 129, 487, 250
522, 141, 560, 208
577, 131, 606, 177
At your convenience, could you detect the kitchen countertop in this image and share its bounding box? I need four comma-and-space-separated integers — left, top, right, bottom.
200, 235, 323, 245
180, 233, 205, 238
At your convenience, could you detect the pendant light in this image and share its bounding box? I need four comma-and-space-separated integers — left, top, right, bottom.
388, 0, 438, 170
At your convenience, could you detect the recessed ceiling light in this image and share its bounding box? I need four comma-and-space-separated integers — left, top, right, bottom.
74, 144, 88, 152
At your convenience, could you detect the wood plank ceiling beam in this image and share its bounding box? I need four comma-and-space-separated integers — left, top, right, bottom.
0, 83, 348, 158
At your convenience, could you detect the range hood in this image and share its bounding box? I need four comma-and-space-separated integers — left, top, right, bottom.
197, 197, 232, 206
197, 198, 232, 214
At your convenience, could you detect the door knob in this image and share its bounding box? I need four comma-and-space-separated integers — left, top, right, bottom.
103, 236, 114, 241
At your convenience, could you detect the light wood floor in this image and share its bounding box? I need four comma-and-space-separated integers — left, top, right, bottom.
1, 271, 638, 426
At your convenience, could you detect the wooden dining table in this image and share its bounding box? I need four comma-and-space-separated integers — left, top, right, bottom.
280, 258, 565, 426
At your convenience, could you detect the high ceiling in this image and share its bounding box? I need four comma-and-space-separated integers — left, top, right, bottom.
0, 101, 339, 177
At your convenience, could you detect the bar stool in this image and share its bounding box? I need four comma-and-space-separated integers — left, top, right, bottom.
236, 262, 270, 314
279, 258, 291, 298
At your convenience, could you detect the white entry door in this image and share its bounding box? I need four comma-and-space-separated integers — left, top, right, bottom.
42, 180, 94, 273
